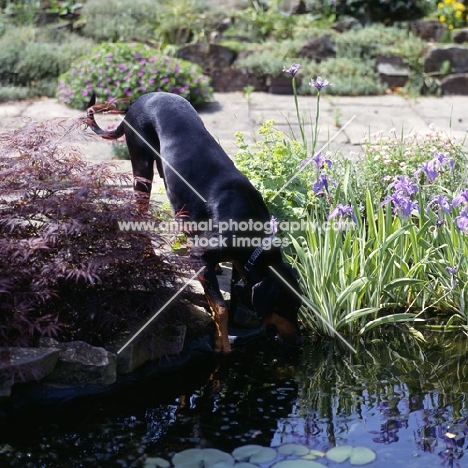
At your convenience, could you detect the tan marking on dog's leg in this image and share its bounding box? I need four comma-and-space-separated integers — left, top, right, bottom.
205, 294, 231, 354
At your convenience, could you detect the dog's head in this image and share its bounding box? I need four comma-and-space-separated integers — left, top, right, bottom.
251, 262, 302, 346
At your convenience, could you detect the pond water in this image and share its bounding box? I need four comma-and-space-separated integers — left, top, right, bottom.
0, 332, 467, 468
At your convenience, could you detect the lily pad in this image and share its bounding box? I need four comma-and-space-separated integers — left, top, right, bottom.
349, 447, 376, 466
303, 450, 325, 459
271, 459, 324, 468
145, 458, 171, 468
325, 446, 353, 463
232, 445, 277, 464
277, 444, 310, 457
325, 446, 376, 466
173, 448, 235, 468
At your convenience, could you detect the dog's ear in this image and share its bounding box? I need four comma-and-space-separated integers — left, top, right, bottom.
86, 92, 97, 109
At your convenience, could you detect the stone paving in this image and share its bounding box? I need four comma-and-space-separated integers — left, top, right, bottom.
2, 93, 468, 163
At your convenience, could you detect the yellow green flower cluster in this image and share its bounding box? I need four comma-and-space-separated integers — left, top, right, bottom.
437, 0, 467, 30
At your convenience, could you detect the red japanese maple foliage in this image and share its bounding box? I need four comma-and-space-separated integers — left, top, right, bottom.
0, 117, 184, 349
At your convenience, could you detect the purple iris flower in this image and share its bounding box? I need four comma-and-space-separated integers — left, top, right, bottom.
453, 189, 468, 207
382, 193, 419, 220
455, 208, 468, 232
299, 152, 332, 170
309, 76, 332, 92
415, 159, 438, 183
427, 194, 452, 213
446, 266, 457, 276
433, 151, 454, 170
388, 176, 418, 196
328, 204, 357, 223
270, 216, 278, 236
313, 174, 330, 194
283, 63, 301, 77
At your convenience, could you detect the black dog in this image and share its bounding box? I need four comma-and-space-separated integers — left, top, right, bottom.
86, 92, 302, 353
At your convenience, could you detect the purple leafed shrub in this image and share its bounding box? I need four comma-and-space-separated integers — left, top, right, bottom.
0, 118, 185, 348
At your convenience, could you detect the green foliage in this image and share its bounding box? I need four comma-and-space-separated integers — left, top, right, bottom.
235, 120, 319, 222
57, 43, 213, 109
300, 58, 385, 96
82, 0, 224, 44
226, 2, 304, 42
82, 0, 162, 43
235, 40, 303, 77
0, 26, 93, 99
331, 0, 436, 23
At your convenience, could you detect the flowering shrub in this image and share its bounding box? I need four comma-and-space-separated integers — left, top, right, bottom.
437, 0, 467, 30
57, 43, 212, 109
361, 125, 468, 199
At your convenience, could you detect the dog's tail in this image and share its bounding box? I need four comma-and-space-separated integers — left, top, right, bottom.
85, 93, 127, 140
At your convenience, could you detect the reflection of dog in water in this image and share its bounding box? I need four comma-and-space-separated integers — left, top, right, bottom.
86, 91, 302, 353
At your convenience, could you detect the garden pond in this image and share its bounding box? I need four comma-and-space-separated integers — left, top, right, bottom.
0, 331, 467, 468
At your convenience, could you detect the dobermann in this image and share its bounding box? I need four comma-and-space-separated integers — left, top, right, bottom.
86, 92, 302, 353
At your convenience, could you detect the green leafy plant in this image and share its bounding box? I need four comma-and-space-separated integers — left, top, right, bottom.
0, 26, 93, 100
57, 42, 212, 109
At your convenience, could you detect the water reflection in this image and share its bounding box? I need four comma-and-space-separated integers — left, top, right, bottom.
1, 332, 468, 467
272, 333, 468, 468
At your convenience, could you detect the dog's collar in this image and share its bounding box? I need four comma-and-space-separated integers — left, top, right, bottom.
244, 246, 264, 272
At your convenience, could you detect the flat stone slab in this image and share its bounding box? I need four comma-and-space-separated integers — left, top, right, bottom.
0, 347, 59, 384
40, 340, 117, 386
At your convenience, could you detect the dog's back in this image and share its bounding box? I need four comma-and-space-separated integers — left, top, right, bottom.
123, 92, 271, 227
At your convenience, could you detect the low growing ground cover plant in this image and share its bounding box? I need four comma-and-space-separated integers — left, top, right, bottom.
57, 43, 213, 109
235, 63, 468, 339
0, 26, 93, 101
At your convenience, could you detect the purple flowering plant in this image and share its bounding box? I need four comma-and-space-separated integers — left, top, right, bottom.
237, 63, 468, 335
57, 43, 212, 110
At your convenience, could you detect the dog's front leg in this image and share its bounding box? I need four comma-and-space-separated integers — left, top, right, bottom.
198, 266, 231, 353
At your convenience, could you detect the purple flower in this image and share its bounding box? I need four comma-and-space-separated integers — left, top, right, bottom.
427, 194, 452, 213
283, 63, 302, 77
433, 151, 454, 170
381, 193, 419, 220
309, 76, 332, 91
452, 189, 468, 207
415, 159, 438, 183
328, 204, 357, 223
446, 266, 457, 276
299, 152, 332, 170
313, 174, 332, 195
270, 216, 278, 236
455, 208, 468, 232
388, 175, 418, 196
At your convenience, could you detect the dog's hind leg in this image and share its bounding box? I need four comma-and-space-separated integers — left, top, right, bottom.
198, 265, 231, 353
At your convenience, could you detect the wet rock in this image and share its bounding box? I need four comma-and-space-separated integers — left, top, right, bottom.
377, 55, 410, 89
114, 324, 187, 374
441, 73, 468, 94
40, 339, 117, 386
409, 19, 447, 42
177, 43, 236, 72
210, 67, 266, 92
453, 28, 468, 44
299, 34, 336, 62
0, 347, 59, 384
423, 44, 468, 74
